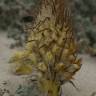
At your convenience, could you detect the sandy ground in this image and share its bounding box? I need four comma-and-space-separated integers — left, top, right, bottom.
0, 33, 96, 96
0, 33, 25, 95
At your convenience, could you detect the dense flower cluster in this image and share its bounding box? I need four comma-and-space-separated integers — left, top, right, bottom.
11, 0, 82, 96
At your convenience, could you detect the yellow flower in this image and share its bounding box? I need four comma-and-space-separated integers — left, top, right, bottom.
68, 55, 76, 63
14, 50, 29, 58
44, 51, 54, 64
64, 72, 73, 80
38, 62, 47, 72
15, 64, 32, 75
69, 42, 77, 54
74, 58, 82, 65
10, 51, 25, 63
52, 44, 61, 56
14, 51, 24, 59
55, 62, 65, 72
72, 64, 80, 70
29, 53, 37, 65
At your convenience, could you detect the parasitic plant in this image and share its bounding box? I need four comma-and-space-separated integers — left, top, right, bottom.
11, 0, 82, 96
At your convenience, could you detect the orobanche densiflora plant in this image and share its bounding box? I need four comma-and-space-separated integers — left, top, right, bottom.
11, 0, 82, 96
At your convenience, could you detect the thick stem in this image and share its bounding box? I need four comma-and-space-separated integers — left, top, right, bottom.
47, 84, 61, 96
